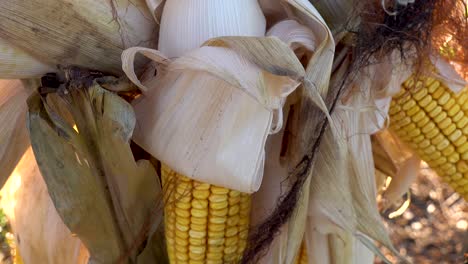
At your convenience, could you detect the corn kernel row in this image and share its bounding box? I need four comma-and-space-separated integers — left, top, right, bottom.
389, 75, 468, 200
161, 164, 251, 263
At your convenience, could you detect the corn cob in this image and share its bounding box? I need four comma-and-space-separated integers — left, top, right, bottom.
389, 75, 468, 200
294, 241, 308, 264
161, 164, 251, 264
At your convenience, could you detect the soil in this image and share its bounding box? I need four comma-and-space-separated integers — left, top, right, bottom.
376, 166, 467, 264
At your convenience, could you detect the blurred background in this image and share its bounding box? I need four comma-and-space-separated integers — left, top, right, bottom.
377, 164, 467, 264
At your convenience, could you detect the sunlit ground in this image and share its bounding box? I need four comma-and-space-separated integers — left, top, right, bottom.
376, 165, 467, 264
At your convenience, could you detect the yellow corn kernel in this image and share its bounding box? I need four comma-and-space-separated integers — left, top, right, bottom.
437, 92, 451, 105
442, 98, 456, 111
418, 94, 432, 107
413, 87, 428, 100
162, 164, 251, 263
427, 81, 440, 93
389, 74, 468, 199
433, 111, 447, 123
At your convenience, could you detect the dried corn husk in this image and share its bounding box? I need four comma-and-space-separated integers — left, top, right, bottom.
300, 59, 413, 263
309, 0, 359, 37
158, 0, 266, 58
27, 82, 163, 263
123, 37, 303, 193
258, 0, 288, 26
381, 155, 420, 208
271, 0, 337, 262
249, 0, 338, 262
0, 39, 54, 79
0, 80, 30, 190
0, 148, 89, 264
373, 130, 420, 208
0, 0, 157, 75
429, 55, 468, 93
122, 0, 295, 193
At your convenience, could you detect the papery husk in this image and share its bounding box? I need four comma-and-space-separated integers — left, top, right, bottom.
0, 39, 54, 79
429, 54, 468, 93
373, 130, 420, 208
306, 61, 406, 262
297, 54, 411, 264
158, 0, 266, 58
123, 36, 304, 193
304, 98, 396, 263
27, 81, 162, 263
372, 134, 398, 179
381, 155, 419, 208
304, 218, 375, 264
307, 228, 330, 264
0, 148, 89, 264
267, 20, 317, 56
280, 0, 336, 164
250, 118, 290, 264
309, 0, 360, 37
0, 0, 157, 75
258, 0, 288, 26
243, 0, 337, 262
0, 80, 31, 190
145, 0, 164, 22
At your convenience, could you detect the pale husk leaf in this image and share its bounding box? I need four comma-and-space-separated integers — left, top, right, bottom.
0, 39, 54, 78
204, 36, 305, 80
372, 135, 398, 178
251, 126, 290, 264
27, 83, 161, 263
308, 0, 359, 37
0, 80, 30, 190
0, 148, 89, 264
249, 0, 337, 261
299, 51, 402, 261
169, 46, 301, 111
158, 0, 266, 58
0, 0, 157, 75
307, 119, 356, 234
145, 0, 164, 22
258, 0, 288, 26
123, 37, 304, 193
329, 74, 402, 260
430, 54, 468, 93
266, 20, 317, 55
280, 0, 336, 165
381, 155, 420, 208
306, 228, 331, 264
278, 0, 334, 258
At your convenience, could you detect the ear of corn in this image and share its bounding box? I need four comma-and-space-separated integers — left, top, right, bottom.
389, 75, 468, 200
161, 164, 251, 263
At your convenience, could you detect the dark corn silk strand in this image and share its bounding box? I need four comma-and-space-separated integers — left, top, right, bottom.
161, 164, 251, 263
389, 75, 468, 200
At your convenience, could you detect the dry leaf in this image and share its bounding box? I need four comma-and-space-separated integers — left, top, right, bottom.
0, 39, 54, 79
0, 148, 89, 264
27, 82, 162, 263
123, 36, 304, 193
0, 80, 30, 189
0, 0, 157, 75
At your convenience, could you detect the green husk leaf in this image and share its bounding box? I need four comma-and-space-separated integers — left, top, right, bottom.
27, 82, 163, 263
